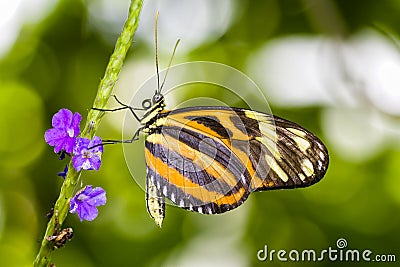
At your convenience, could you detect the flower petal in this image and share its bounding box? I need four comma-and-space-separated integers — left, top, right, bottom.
69, 185, 106, 222
78, 204, 99, 221
44, 128, 67, 153
72, 137, 103, 171
70, 112, 82, 138
89, 136, 103, 153
89, 155, 102, 171
63, 138, 77, 154
73, 138, 90, 155
85, 187, 107, 206
72, 154, 86, 172
70, 198, 78, 213
52, 109, 73, 129
45, 109, 82, 154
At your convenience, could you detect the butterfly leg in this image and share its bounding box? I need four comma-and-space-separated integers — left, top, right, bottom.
100, 126, 145, 146
92, 95, 144, 122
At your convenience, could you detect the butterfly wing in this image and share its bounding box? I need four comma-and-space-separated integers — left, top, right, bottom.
144, 106, 329, 223
144, 120, 250, 216
232, 109, 329, 191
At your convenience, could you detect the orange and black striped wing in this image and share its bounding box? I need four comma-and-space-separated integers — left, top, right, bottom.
144, 121, 250, 216
235, 110, 329, 191
144, 106, 328, 221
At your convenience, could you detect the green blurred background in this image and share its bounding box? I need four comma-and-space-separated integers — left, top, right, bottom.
0, 0, 399, 266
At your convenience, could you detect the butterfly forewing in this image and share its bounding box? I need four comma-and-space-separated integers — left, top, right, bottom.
144, 106, 329, 225
250, 114, 329, 191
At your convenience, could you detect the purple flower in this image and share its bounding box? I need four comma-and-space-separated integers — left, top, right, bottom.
70, 185, 106, 221
45, 109, 81, 154
72, 136, 103, 171
57, 165, 69, 179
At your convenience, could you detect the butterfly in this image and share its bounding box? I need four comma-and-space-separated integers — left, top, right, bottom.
98, 15, 329, 227
101, 84, 329, 227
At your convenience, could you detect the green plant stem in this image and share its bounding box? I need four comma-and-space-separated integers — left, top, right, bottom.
33, 1, 143, 266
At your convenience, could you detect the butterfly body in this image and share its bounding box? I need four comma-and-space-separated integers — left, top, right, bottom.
142, 97, 329, 227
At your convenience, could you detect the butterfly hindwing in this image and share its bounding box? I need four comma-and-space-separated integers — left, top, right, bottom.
144, 106, 329, 223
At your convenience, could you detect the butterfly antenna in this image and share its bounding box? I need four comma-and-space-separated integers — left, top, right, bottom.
159, 39, 180, 92
154, 11, 161, 94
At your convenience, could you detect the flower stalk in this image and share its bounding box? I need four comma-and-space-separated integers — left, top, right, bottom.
33, 0, 143, 266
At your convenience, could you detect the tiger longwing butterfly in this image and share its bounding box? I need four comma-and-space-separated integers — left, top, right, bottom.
97, 14, 329, 227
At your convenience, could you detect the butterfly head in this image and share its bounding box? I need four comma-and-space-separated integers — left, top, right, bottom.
140, 91, 166, 125
152, 92, 164, 106
141, 92, 165, 109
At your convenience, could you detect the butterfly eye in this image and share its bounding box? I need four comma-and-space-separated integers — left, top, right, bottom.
152, 93, 163, 104
142, 99, 152, 110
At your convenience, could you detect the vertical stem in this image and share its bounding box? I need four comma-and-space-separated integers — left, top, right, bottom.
33, 1, 143, 266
